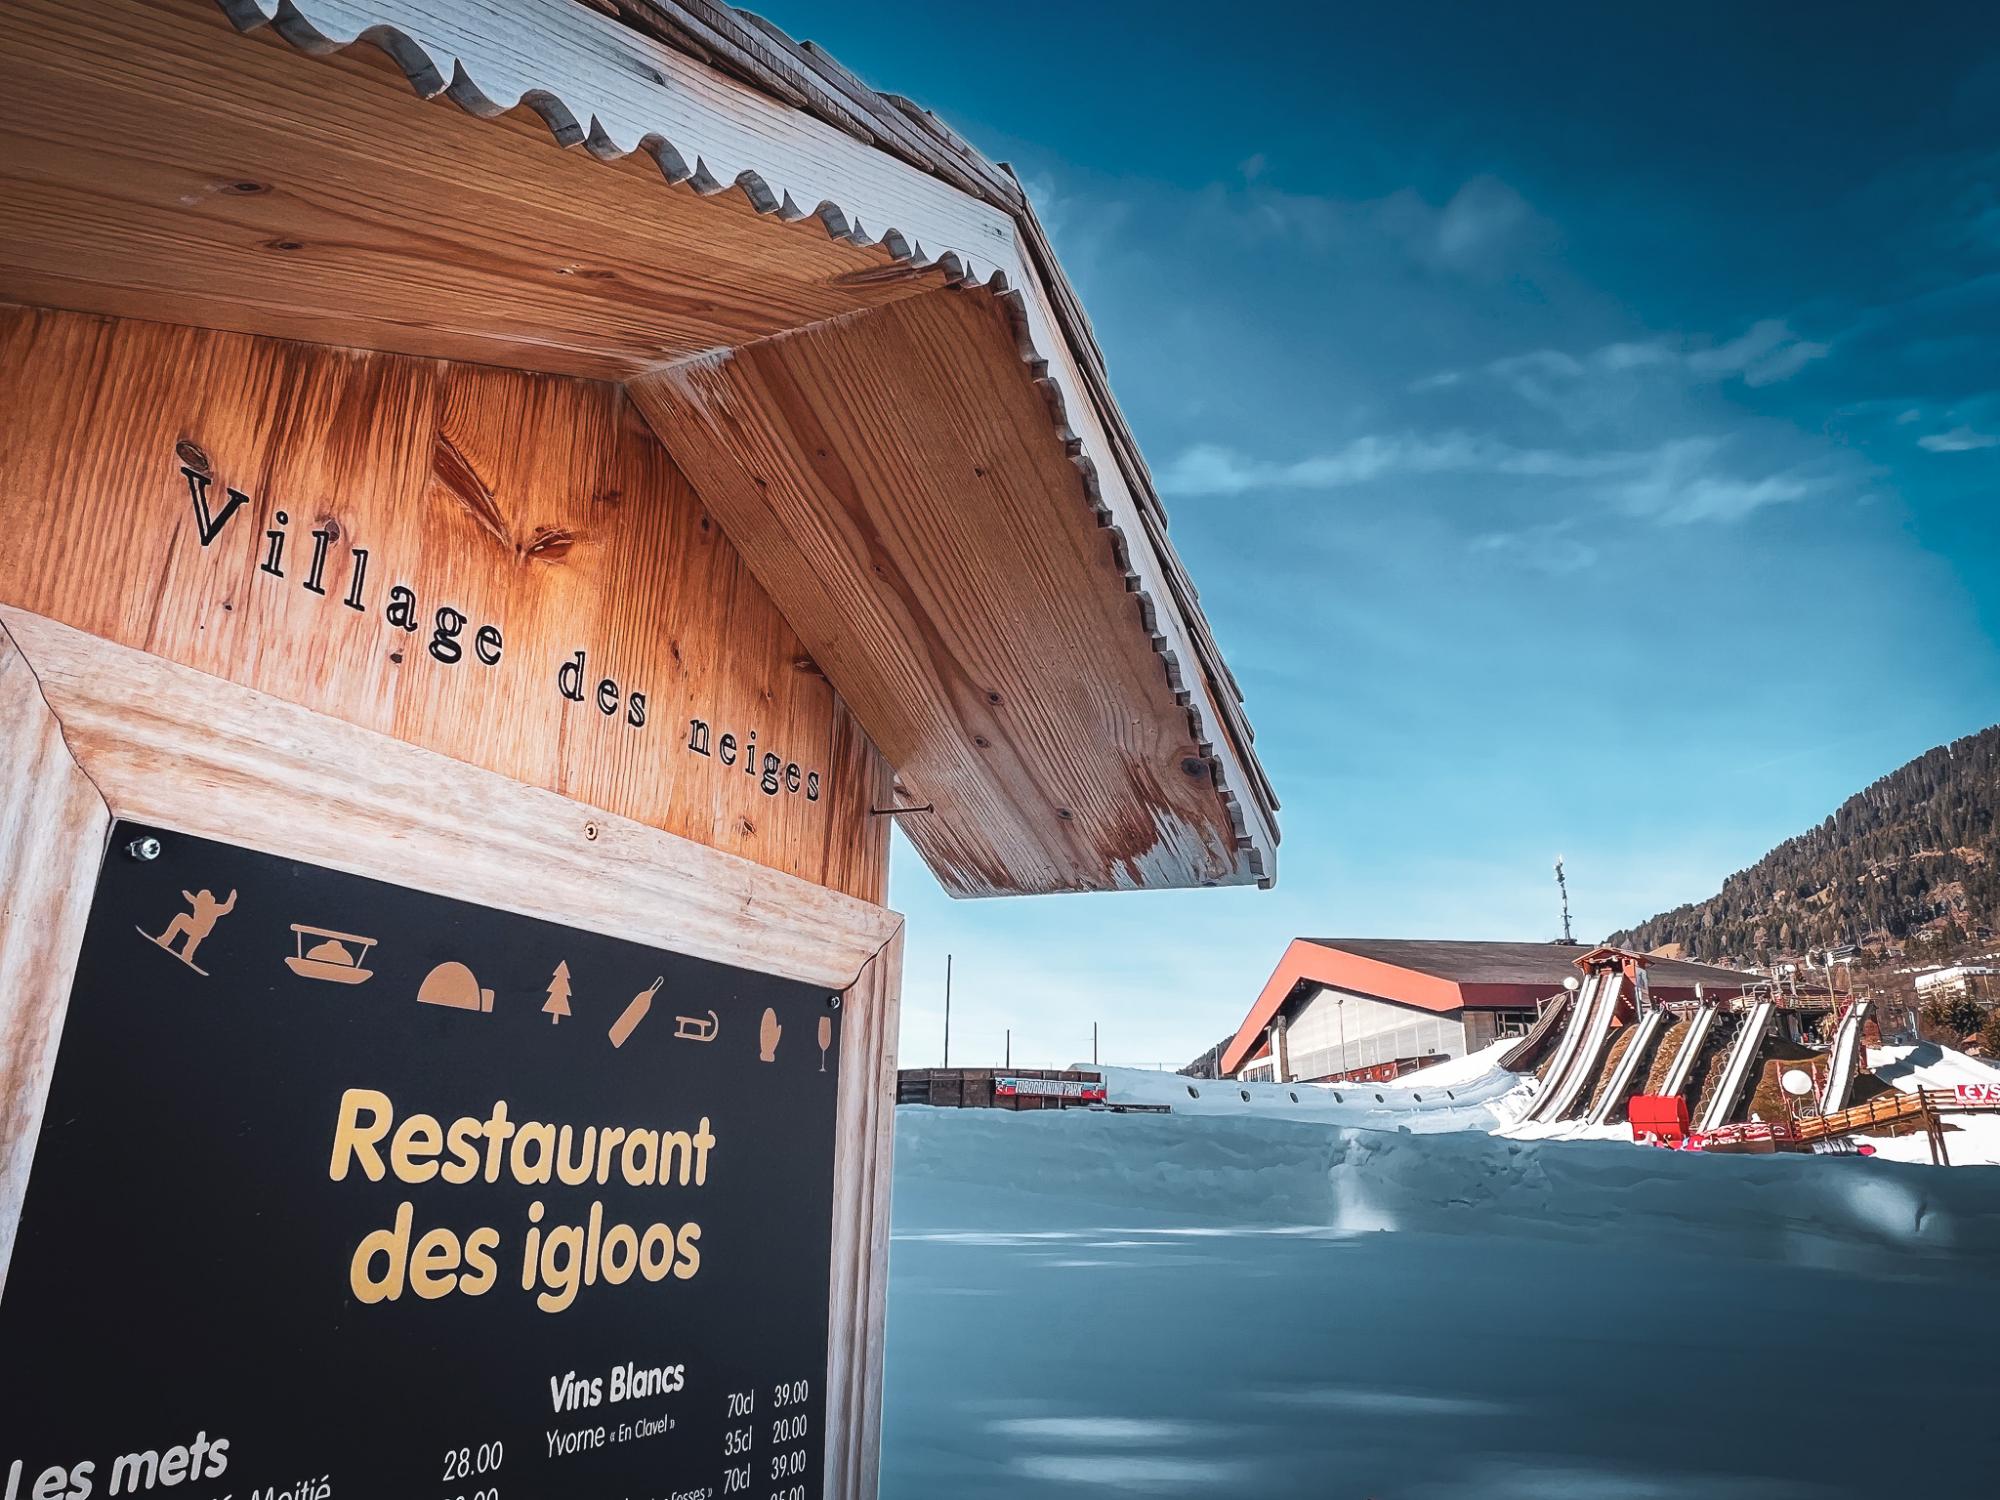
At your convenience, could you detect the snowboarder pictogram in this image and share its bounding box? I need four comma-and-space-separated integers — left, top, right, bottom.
139, 887, 238, 976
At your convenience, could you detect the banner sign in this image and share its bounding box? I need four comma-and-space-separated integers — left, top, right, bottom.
992, 1076, 1105, 1102
0, 823, 839, 1500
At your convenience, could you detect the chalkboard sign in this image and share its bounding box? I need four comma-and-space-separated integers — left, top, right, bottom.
0, 822, 838, 1500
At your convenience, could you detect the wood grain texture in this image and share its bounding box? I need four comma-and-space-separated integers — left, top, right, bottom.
0, 304, 891, 900
0, 0, 990, 380
209, 0, 1282, 875
0, 606, 901, 992
631, 287, 1256, 895
0, 0, 1279, 897
824, 926, 902, 1500
0, 624, 113, 1296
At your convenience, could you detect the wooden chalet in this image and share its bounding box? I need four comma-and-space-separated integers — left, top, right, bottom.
0, 4, 1278, 1497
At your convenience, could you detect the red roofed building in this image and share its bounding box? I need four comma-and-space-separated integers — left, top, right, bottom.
1220, 938, 1752, 1082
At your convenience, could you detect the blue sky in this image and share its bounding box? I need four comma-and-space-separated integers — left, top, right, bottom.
762, 0, 2000, 1070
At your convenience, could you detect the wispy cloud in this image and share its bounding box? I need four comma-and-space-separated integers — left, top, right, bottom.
1408, 370, 1465, 393
1199, 171, 1551, 277
1417, 318, 1830, 412
1611, 438, 1810, 523
1157, 432, 1812, 526
1157, 433, 1627, 497
1469, 525, 1599, 576
1683, 319, 1832, 385
1918, 424, 2000, 452
1431, 176, 1538, 272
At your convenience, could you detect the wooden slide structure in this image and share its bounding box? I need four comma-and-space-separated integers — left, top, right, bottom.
1819, 999, 1873, 1113
1585, 1007, 1669, 1128
1658, 1002, 1719, 1100
1525, 971, 1622, 1124
1498, 992, 1573, 1074
1695, 1000, 1775, 1133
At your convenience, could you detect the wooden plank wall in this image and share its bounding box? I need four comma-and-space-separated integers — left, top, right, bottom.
0, 608, 901, 991
0, 304, 891, 900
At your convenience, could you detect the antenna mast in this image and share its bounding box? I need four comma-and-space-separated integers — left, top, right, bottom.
1555, 857, 1574, 945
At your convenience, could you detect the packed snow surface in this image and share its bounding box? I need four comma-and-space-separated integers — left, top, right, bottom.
884, 1106, 2000, 1498
1869, 1040, 2000, 1092
1860, 1043, 2000, 1165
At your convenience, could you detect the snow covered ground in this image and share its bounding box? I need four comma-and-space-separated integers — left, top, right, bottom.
883, 1105, 2000, 1498
1859, 1043, 2000, 1165
1096, 1040, 2000, 1162
1091, 1043, 1529, 1133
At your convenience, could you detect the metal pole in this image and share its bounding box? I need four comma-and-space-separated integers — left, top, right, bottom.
1005, 1028, 1010, 1069
943, 953, 952, 1069
1092, 1021, 1098, 1066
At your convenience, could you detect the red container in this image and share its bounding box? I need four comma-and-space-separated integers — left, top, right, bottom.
1628, 1094, 1690, 1145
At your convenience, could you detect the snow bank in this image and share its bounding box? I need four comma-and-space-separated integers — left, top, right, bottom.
1091, 1042, 1529, 1134
892, 1104, 1998, 1266
1365, 1038, 1523, 1090
884, 1107, 2000, 1498
1086, 1042, 2000, 1165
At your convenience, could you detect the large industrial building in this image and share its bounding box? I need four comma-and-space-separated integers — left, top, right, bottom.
1221, 938, 1753, 1083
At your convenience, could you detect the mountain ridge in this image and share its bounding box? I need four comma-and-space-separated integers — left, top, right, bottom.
1608, 724, 2000, 965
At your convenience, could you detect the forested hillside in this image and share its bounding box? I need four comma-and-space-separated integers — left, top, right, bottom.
1609, 725, 2000, 965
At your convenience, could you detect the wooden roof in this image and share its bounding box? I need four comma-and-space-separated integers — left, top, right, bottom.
1220, 938, 1751, 1076
1301, 939, 1749, 991
2, 0, 1279, 895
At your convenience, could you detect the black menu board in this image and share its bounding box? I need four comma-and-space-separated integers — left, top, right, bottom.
0, 822, 839, 1500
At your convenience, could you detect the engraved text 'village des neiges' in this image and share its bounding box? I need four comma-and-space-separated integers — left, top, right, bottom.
177, 457, 826, 802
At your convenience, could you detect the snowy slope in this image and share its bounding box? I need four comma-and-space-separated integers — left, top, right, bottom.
884, 1106, 2000, 1499
1859, 1043, 2000, 1165
1868, 1041, 2000, 1092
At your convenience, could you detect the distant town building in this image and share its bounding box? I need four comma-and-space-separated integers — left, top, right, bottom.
1912, 965, 1998, 1003
1221, 939, 1754, 1083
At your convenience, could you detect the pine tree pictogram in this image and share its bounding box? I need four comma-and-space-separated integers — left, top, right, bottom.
543, 960, 573, 1024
